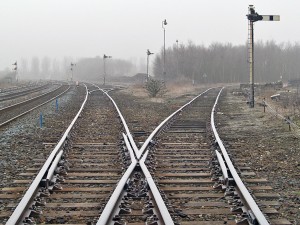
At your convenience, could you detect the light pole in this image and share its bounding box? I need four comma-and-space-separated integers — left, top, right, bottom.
70, 62, 76, 82
247, 5, 279, 108
146, 49, 154, 82
103, 54, 112, 85
176, 39, 179, 78
162, 19, 167, 82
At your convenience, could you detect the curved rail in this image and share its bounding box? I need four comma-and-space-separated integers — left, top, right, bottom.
96, 134, 138, 225
97, 87, 214, 225
140, 150, 174, 225
0, 85, 70, 127
5, 84, 88, 225
211, 87, 270, 225
94, 86, 179, 225
138, 88, 213, 159
92, 85, 139, 156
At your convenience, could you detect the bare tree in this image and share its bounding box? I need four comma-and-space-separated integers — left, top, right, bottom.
31, 57, 40, 79
41, 56, 51, 79
152, 41, 300, 84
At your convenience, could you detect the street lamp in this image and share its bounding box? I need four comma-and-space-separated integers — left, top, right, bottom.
246, 5, 279, 108
162, 19, 167, 82
70, 62, 76, 82
103, 54, 112, 85
146, 49, 154, 82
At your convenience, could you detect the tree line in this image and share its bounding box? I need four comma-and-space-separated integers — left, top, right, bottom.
152, 40, 300, 84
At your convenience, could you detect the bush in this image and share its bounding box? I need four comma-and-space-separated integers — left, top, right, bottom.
145, 78, 166, 97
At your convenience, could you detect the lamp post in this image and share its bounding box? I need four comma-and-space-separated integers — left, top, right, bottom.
246, 5, 279, 108
103, 54, 112, 85
162, 19, 167, 82
70, 62, 76, 82
146, 49, 154, 82
176, 40, 179, 78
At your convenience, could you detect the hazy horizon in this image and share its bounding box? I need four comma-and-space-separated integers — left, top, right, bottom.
0, 0, 299, 71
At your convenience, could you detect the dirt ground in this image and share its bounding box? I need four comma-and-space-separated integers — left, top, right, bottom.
216, 86, 300, 225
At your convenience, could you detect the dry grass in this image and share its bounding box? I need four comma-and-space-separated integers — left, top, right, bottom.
120, 82, 208, 103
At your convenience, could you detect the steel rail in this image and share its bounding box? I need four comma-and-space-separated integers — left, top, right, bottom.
94, 85, 175, 224
0, 84, 49, 102
215, 150, 228, 182
140, 150, 175, 225
123, 133, 136, 162
0, 86, 70, 127
5, 84, 88, 225
211, 87, 270, 225
97, 128, 173, 225
0, 83, 40, 94
46, 150, 63, 188
92, 85, 139, 156
96, 134, 137, 225
137, 88, 213, 159
97, 86, 216, 225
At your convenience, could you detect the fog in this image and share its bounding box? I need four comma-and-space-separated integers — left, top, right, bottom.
0, 0, 299, 82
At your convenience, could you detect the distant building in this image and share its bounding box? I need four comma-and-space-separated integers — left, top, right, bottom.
132, 73, 147, 84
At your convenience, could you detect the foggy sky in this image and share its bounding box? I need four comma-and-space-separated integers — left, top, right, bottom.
0, 0, 299, 71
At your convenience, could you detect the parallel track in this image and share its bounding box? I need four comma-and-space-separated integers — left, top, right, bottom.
0, 84, 50, 102
1, 86, 291, 225
0, 85, 70, 127
34, 88, 125, 224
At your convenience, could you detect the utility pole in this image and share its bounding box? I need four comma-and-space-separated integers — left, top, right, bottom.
176, 40, 179, 78
70, 62, 76, 82
146, 49, 154, 82
103, 54, 112, 85
247, 5, 280, 108
162, 19, 167, 82
12, 61, 17, 82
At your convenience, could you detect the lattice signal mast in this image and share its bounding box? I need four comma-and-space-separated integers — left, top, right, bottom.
247, 5, 280, 108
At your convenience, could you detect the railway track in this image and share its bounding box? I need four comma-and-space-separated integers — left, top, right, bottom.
0, 84, 87, 224
0, 83, 50, 103
1, 85, 292, 225
148, 88, 228, 225
0, 84, 70, 127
